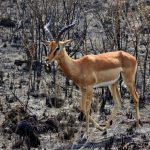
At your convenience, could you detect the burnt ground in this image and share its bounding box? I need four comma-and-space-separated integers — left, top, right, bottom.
0, 0, 150, 149
0, 44, 150, 150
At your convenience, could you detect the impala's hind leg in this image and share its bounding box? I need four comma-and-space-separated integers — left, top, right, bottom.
126, 83, 140, 126
122, 68, 140, 126
105, 83, 122, 129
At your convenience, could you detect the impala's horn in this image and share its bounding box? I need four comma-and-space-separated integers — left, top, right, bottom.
56, 11, 79, 41
44, 17, 54, 41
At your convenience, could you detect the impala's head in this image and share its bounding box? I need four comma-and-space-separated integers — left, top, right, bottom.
44, 15, 78, 62
45, 39, 72, 62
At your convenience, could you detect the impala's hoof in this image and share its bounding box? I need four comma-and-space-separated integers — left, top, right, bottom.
78, 133, 88, 144
105, 120, 113, 129
138, 119, 143, 126
135, 120, 142, 128
78, 112, 86, 122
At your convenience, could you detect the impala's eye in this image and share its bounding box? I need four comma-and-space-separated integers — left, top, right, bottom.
55, 45, 60, 51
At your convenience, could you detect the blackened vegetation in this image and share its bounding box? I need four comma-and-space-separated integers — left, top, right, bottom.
56, 110, 78, 141
0, 105, 79, 149
0, 18, 16, 28
0, 0, 150, 149
14, 60, 30, 67
139, 96, 146, 108
46, 96, 64, 108
59, 126, 76, 141
15, 120, 40, 149
2, 107, 39, 148
57, 133, 150, 150
0, 71, 4, 86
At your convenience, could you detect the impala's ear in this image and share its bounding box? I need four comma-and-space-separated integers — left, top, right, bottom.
63, 39, 73, 46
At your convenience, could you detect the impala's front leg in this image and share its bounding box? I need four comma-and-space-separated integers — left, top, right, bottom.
80, 87, 104, 135
80, 87, 89, 134
85, 87, 93, 134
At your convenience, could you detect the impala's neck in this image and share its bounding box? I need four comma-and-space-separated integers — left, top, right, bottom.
56, 49, 77, 79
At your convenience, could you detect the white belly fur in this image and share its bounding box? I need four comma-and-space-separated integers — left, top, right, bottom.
94, 73, 120, 88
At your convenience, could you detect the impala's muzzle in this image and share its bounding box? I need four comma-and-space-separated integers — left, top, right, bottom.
46, 58, 49, 62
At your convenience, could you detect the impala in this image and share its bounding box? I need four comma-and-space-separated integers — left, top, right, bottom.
43, 18, 141, 135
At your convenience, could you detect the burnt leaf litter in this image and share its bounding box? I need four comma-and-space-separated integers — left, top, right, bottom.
0, 44, 149, 149
0, 0, 150, 149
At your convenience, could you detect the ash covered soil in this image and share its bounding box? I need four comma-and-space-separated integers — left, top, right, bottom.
0, 45, 150, 150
